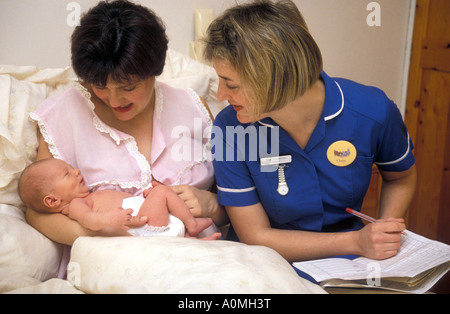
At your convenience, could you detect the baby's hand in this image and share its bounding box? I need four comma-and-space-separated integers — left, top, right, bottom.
127, 214, 148, 228
109, 208, 134, 231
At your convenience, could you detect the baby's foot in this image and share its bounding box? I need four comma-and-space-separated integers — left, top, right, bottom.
199, 232, 222, 241
184, 232, 222, 241
186, 217, 213, 236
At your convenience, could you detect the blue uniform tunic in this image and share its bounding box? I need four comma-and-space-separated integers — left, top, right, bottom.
212, 71, 415, 235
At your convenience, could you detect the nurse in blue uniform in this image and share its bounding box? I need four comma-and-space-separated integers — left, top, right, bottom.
203, 0, 416, 263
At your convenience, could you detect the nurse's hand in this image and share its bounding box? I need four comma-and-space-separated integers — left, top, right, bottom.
152, 181, 205, 216
153, 181, 228, 226
355, 218, 406, 260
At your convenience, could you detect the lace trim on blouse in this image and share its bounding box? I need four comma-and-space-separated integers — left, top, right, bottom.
73, 82, 153, 190
30, 82, 152, 191
29, 112, 63, 161
31, 81, 212, 190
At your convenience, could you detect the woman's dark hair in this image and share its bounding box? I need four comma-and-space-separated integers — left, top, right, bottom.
71, 0, 168, 86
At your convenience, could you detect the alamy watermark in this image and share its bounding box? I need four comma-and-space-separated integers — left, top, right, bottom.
66, 2, 81, 27
66, 1, 381, 28
367, 2, 381, 27
170, 118, 280, 172
366, 262, 382, 287
67, 261, 81, 287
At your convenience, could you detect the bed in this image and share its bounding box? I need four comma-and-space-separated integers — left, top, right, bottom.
0, 49, 325, 294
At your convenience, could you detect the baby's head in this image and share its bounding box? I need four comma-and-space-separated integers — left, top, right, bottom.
18, 159, 89, 213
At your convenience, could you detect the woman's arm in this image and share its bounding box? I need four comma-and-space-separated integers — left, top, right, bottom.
26, 208, 100, 245
227, 202, 406, 263
378, 165, 417, 219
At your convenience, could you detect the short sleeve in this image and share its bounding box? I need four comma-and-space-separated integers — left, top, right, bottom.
375, 98, 415, 172
212, 108, 260, 206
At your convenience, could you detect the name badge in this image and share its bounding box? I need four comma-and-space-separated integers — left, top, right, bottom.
260, 155, 292, 167
327, 141, 357, 167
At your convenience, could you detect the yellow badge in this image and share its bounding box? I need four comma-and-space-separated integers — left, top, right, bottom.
327, 141, 357, 167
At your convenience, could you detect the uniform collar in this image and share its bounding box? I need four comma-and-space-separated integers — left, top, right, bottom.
257, 71, 345, 128
321, 71, 345, 122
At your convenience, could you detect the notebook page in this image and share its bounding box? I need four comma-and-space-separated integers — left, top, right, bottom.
353, 231, 450, 277
293, 230, 450, 281
293, 258, 369, 282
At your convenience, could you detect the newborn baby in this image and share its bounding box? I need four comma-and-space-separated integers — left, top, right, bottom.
18, 158, 221, 240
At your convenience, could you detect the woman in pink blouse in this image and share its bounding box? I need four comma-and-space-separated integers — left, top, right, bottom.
26, 0, 227, 247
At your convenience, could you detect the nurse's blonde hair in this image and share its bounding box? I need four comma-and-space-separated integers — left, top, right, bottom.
203, 0, 323, 118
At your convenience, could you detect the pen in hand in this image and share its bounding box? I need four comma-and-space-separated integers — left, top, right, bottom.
346, 208, 407, 236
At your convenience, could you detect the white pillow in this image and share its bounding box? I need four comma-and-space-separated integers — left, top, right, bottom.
0, 66, 73, 210
0, 66, 71, 293
159, 49, 227, 117
0, 74, 43, 203
5, 278, 83, 294
0, 206, 62, 293
68, 236, 326, 294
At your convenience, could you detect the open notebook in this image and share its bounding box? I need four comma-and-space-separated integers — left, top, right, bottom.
293, 230, 450, 293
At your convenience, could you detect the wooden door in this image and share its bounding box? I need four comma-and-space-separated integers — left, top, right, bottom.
404, 0, 450, 244
404, 0, 450, 294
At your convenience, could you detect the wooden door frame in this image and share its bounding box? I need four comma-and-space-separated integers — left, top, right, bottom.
404, 0, 430, 142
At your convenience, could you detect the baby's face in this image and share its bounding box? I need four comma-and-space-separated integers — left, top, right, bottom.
44, 159, 90, 204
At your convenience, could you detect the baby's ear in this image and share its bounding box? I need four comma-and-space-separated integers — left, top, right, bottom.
43, 194, 61, 209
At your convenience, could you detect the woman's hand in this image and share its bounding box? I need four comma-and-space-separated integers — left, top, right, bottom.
153, 181, 211, 217
153, 181, 228, 226
354, 218, 406, 260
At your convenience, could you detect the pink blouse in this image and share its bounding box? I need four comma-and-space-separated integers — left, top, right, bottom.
30, 81, 214, 195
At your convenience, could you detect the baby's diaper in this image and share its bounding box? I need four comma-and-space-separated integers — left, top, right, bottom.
122, 196, 185, 237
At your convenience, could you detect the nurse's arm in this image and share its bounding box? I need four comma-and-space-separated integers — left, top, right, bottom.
378, 165, 417, 219
226, 203, 363, 263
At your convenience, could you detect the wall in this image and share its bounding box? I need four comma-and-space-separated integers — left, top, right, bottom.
0, 0, 415, 113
